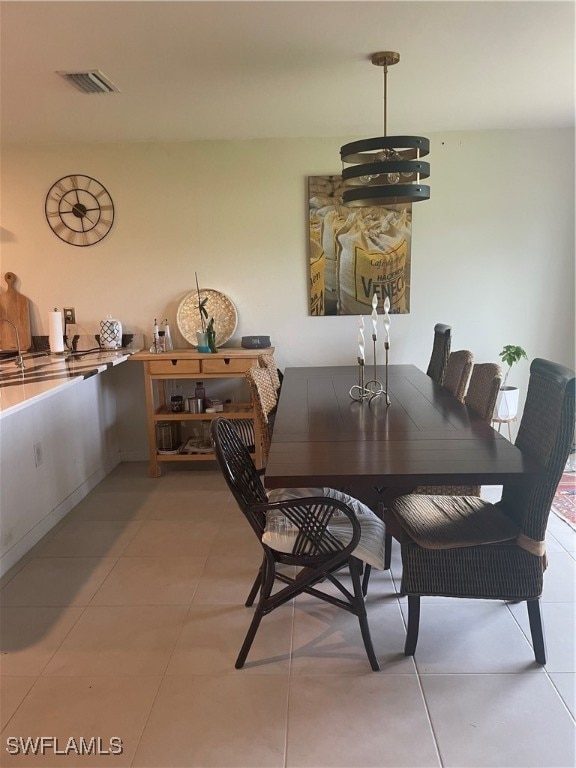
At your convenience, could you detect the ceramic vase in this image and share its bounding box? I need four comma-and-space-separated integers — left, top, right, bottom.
100, 315, 122, 349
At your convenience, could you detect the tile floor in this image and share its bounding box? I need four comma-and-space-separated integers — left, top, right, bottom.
1, 464, 575, 767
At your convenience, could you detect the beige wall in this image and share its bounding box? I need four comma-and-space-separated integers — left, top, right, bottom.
1, 129, 574, 452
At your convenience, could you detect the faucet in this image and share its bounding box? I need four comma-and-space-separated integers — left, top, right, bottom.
0, 318, 25, 370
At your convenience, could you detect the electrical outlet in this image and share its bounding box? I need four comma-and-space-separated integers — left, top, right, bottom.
33, 442, 43, 467
63, 307, 76, 324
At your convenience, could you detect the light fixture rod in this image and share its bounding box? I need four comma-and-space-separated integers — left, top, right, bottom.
371, 52, 399, 138
383, 62, 388, 137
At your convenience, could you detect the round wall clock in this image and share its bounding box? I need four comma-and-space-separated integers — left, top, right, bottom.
45, 174, 114, 246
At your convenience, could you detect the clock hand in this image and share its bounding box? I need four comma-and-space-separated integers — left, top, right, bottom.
82, 212, 97, 226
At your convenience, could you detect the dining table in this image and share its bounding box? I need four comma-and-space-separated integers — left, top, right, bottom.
263, 364, 541, 508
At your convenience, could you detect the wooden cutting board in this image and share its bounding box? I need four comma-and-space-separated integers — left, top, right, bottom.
0, 272, 32, 351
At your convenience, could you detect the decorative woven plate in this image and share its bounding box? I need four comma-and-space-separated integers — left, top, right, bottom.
176, 289, 238, 347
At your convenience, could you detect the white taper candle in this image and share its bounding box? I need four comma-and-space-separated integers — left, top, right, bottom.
371, 293, 378, 338
358, 316, 365, 361
383, 297, 391, 345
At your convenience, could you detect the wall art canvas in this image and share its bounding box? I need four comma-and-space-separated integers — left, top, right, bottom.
308, 175, 412, 316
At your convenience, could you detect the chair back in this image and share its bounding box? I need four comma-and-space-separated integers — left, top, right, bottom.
211, 418, 360, 560
500, 358, 575, 542
211, 418, 268, 534
258, 353, 282, 393
426, 323, 452, 384
245, 365, 278, 461
464, 362, 502, 421
443, 350, 473, 401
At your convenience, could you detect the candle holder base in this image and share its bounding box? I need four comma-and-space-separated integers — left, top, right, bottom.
349, 343, 391, 407
349, 359, 369, 401
366, 381, 391, 407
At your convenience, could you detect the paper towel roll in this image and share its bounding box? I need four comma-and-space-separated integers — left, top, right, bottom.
49, 310, 64, 353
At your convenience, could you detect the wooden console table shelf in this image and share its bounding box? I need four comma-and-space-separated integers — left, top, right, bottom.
131, 348, 273, 477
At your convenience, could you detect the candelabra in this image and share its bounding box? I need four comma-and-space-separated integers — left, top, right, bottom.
349, 295, 391, 406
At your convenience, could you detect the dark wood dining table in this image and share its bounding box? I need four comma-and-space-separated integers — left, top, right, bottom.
264, 365, 541, 508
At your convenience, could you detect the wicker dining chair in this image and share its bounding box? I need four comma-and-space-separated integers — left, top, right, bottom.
442, 349, 474, 401
426, 323, 452, 384
258, 352, 283, 394
245, 365, 279, 464
464, 362, 503, 421
416, 362, 502, 497
383, 358, 575, 665
211, 417, 382, 671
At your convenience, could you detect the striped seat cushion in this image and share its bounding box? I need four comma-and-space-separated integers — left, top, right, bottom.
266, 487, 385, 570
391, 494, 520, 549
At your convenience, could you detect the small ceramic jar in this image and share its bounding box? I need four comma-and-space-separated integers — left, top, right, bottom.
100, 315, 122, 349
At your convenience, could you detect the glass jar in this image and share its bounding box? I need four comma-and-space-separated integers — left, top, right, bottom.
194, 381, 206, 406
156, 421, 176, 452
170, 395, 184, 413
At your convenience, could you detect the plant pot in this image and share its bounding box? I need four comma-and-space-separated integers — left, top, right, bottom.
494, 386, 519, 420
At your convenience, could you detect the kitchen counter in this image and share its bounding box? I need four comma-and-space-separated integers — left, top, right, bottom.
0, 346, 141, 419
1, 338, 145, 575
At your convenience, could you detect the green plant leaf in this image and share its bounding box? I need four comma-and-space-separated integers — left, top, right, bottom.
498, 345, 528, 367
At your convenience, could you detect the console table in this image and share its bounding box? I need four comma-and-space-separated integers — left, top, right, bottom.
131, 348, 273, 476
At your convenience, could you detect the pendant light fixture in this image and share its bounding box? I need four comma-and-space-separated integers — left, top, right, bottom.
340, 52, 430, 207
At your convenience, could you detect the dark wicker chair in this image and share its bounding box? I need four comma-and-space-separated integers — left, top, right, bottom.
426, 323, 452, 384
211, 417, 381, 671
416, 362, 502, 497
442, 349, 474, 402
383, 358, 575, 664
464, 362, 502, 420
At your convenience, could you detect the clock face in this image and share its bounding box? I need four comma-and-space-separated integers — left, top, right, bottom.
45, 174, 114, 246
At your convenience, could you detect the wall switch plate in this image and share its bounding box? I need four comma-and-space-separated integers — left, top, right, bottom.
63, 307, 76, 324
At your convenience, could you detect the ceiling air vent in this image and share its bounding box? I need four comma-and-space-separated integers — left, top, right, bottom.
58, 70, 120, 94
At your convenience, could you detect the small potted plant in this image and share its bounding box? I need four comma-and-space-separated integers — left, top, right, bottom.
206, 316, 218, 353
494, 344, 528, 420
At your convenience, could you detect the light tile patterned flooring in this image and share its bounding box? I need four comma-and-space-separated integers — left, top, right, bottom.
1, 464, 575, 767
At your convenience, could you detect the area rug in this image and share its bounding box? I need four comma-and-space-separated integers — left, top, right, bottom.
552, 471, 576, 530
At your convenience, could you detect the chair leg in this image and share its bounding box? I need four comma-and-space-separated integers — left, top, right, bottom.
235, 607, 265, 668
237, 558, 276, 668
527, 599, 547, 665
349, 559, 380, 671
384, 531, 392, 570
245, 564, 263, 607
404, 595, 421, 656
361, 564, 372, 596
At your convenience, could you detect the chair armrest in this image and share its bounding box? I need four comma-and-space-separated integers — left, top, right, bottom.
251, 496, 361, 557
